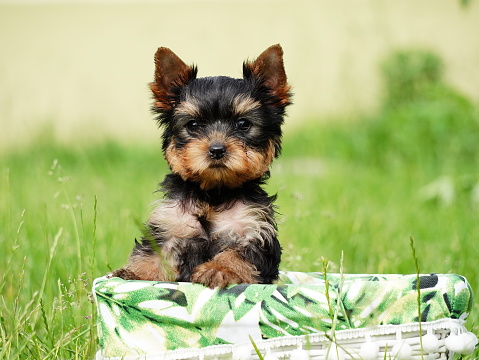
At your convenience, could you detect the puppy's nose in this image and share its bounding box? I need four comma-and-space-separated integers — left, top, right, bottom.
209, 144, 226, 160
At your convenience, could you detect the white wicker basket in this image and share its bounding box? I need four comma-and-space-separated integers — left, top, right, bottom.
95, 319, 477, 360
93, 273, 477, 360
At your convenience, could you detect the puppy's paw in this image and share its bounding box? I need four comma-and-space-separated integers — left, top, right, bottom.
191, 250, 260, 288
191, 262, 245, 288
110, 268, 140, 280
110, 253, 176, 281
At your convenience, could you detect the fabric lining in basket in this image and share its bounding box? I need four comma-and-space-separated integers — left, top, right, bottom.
93, 272, 477, 359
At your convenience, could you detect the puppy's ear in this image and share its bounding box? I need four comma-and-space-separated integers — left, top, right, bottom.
244, 44, 291, 105
150, 47, 197, 110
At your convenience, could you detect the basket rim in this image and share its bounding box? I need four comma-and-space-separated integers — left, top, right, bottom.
95, 318, 468, 360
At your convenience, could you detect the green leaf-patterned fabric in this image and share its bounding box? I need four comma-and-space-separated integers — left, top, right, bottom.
93, 272, 473, 357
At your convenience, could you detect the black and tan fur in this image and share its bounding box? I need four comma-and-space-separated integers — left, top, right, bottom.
112, 44, 292, 288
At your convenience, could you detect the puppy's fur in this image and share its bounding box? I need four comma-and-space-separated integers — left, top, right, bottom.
112, 45, 292, 288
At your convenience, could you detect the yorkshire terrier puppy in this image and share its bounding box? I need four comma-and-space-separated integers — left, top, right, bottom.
112, 44, 292, 288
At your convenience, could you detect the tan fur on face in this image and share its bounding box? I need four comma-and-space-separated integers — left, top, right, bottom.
165, 137, 275, 190
174, 94, 201, 118
232, 95, 260, 116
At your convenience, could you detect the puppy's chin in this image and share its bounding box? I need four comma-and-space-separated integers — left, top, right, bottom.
170, 157, 259, 190
190, 166, 250, 190
207, 162, 228, 169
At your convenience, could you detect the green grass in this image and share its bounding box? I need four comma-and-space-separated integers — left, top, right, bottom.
0, 141, 162, 359
1, 127, 478, 358
1, 50, 479, 359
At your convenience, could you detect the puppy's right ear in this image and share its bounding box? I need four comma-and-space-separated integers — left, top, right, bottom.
150, 47, 197, 110
243, 45, 292, 108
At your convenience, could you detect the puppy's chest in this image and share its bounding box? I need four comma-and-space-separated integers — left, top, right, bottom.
148, 199, 269, 245
194, 202, 250, 238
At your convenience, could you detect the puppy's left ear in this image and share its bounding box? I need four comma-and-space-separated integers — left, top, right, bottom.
150, 47, 197, 110
244, 44, 291, 106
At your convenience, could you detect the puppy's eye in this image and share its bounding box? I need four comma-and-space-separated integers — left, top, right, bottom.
235, 118, 251, 132
186, 120, 200, 132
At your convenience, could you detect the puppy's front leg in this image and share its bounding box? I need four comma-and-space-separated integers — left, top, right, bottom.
111, 242, 174, 281
112, 199, 207, 281
190, 201, 280, 288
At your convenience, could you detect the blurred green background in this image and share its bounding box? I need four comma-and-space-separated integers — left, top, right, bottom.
1, 1, 479, 359
1, 0, 478, 148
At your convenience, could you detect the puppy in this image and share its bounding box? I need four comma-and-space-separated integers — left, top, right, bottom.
112, 44, 292, 288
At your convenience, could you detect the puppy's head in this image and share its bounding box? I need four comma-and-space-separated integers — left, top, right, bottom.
150, 45, 292, 190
